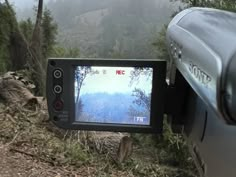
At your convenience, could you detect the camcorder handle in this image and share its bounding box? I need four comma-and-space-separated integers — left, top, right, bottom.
167, 8, 236, 177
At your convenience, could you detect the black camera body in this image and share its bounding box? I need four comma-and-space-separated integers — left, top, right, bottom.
47, 58, 166, 133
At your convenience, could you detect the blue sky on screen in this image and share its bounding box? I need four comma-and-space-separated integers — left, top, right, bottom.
76, 66, 153, 95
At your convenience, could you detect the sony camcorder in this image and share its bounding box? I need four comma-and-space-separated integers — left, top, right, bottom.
166, 7, 236, 177
47, 7, 236, 177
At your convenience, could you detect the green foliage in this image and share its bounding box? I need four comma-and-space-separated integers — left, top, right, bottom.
51, 46, 80, 58
63, 142, 90, 166
130, 127, 196, 177
20, 7, 58, 96
152, 25, 172, 77
177, 0, 236, 12
42, 8, 58, 58
0, 3, 13, 72
131, 133, 158, 147
0, 2, 59, 95
152, 25, 170, 60
19, 18, 34, 42
132, 88, 151, 111
47, 0, 173, 58
131, 119, 195, 170
204, 0, 236, 12
0, 46, 9, 73
98, 0, 162, 58
159, 120, 193, 168
218, 0, 236, 12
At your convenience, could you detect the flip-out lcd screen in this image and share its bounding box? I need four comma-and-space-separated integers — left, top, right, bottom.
74, 66, 153, 125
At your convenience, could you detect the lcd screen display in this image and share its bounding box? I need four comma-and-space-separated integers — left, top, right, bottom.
74, 66, 153, 125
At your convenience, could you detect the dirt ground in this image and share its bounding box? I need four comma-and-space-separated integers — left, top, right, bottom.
0, 141, 136, 177
0, 143, 84, 177
0, 143, 60, 177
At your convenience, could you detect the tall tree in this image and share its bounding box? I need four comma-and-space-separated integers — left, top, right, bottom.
0, 2, 11, 72
29, 0, 45, 95
4, 0, 29, 70
42, 8, 58, 62
51, 46, 80, 58
75, 66, 92, 104
19, 18, 34, 42
132, 88, 151, 112
74, 66, 92, 118
3, 0, 59, 95
152, 25, 169, 60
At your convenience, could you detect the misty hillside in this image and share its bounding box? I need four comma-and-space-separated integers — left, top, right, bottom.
47, 0, 180, 58
76, 92, 148, 124
15, 0, 182, 59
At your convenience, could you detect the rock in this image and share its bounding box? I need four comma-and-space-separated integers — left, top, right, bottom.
0, 72, 38, 109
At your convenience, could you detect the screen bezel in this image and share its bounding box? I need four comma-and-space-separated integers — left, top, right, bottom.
48, 58, 166, 133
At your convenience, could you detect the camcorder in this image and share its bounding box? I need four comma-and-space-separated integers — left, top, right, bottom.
47, 8, 236, 177
47, 59, 166, 133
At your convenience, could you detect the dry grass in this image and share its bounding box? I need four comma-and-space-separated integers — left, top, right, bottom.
0, 102, 198, 177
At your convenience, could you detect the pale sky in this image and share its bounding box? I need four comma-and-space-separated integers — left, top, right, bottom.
76, 66, 153, 95
8, 0, 37, 9
7, 0, 51, 9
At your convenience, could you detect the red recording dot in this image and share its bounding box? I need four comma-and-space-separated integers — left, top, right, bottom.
53, 99, 63, 111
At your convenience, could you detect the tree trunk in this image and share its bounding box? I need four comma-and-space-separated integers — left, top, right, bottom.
32, 0, 43, 47
9, 33, 28, 70
30, 0, 45, 96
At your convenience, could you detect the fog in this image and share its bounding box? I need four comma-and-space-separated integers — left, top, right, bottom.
8, 0, 50, 9
8, 0, 184, 59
